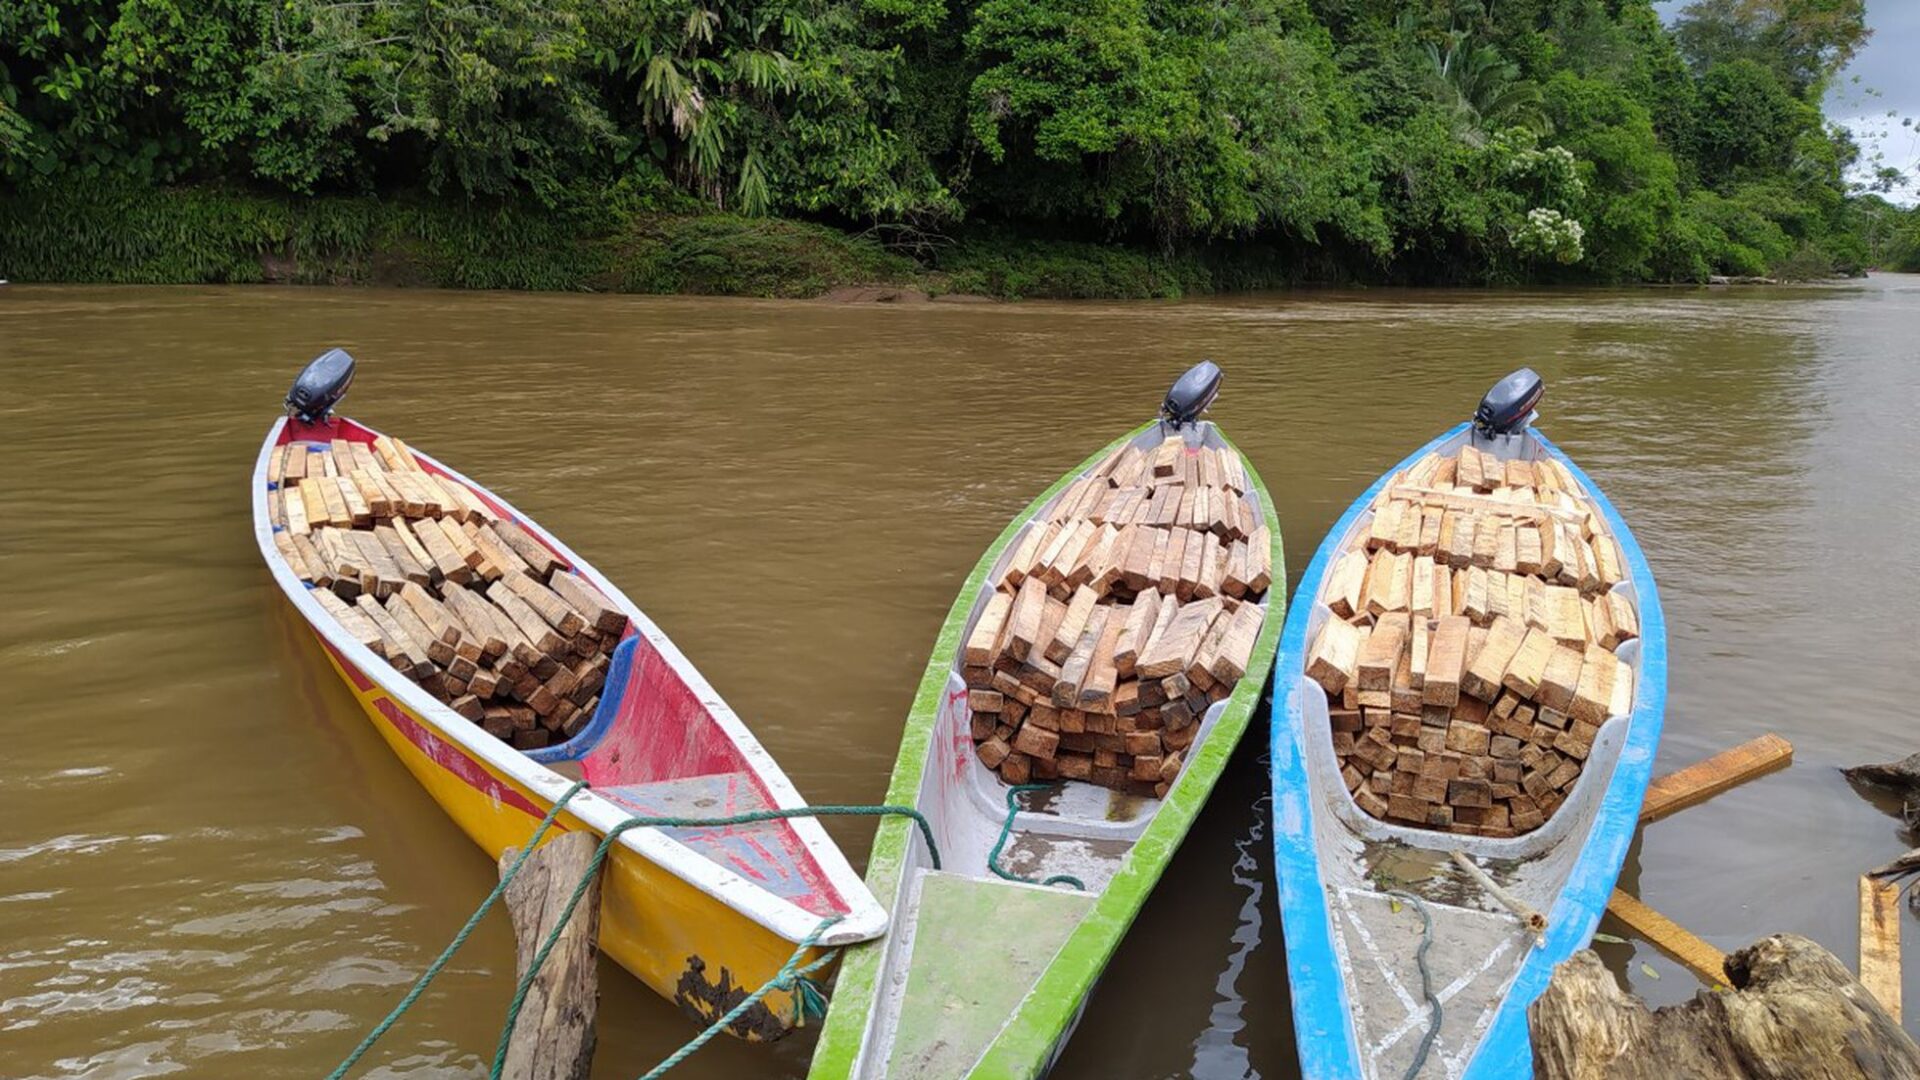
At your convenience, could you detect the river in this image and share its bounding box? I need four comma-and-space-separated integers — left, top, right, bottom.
2, 277, 1917, 1078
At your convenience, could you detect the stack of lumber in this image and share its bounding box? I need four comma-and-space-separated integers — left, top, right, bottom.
265, 435, 628, 751
1303, 446, 1640, 838
964, 437, 1272, 797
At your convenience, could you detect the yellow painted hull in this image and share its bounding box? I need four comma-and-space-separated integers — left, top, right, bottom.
315, 632, 819, 1039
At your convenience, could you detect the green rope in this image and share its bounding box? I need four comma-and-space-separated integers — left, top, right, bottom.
325, 779, 589, 1080
986, 784, 1085, 891
486, 802, 935, 1078
636, 915, 843, 1080
333, 789, 938, 1080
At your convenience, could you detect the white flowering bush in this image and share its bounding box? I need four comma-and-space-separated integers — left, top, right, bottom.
1513, 207, 1585, 264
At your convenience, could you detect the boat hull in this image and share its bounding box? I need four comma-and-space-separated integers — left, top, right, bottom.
811, 421, 1286, 1079
1270, 423, 1667, 1079
258, 413, 887, 1040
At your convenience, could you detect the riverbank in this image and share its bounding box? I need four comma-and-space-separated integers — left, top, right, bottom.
0, 186, 1339, 302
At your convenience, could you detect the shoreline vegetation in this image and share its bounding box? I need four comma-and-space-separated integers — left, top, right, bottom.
4, 1, 1918, 300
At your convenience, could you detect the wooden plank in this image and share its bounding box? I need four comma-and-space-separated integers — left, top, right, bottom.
1500, 626, 1556, 699
1306, 617, 1365, 695
1003, 575, 1049, 663
1208, 602, 1265, 683
965, 591, 1014, 668
1325, 549, 1368, 620
412, 516, 473, 584
358, 594, 435, 678
441, 586, 512, 661
312, 586, 383, 654
1639, 734, 1794, 824
491, 520, 564, 578
1077, 608, 1127, 711
1138, 597, 1223, 679
489, 580, 567, 656
385, 591, 456, 667
503, 570, 589, 636
547, 572, 626, 636
1605, 888, 1728, 987
1860, 876, 1903, 1021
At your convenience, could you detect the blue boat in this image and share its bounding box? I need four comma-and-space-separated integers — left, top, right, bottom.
1269, 370, 1667, 1079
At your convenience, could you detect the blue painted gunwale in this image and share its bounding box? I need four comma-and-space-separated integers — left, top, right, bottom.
1269, 422, 1669, 1079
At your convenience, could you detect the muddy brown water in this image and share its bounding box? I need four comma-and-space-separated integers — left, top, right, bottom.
2, 277, 1918, 1078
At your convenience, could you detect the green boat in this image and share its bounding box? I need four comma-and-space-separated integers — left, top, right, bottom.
808, 364, 1285, 1079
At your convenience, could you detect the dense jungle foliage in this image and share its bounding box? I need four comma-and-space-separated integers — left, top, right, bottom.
3, 0, 1917, 293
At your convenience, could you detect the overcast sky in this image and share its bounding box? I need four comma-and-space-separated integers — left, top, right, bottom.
1654, 0, 1918, 201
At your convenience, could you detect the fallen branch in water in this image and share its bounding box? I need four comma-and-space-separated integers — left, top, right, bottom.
1529, 934, 1919, 1079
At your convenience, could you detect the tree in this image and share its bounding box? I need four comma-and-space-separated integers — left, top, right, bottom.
1671, 0, 1868, 98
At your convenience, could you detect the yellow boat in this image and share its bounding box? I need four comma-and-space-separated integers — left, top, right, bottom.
252, 349, 887, 1040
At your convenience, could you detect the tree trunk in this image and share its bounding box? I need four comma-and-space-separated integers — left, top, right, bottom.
1530, 934, 1920, 1080
498, 831, 602, 1080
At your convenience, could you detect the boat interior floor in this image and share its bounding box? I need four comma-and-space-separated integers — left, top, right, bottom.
598, 773, 827, 908
882, 870, 1093, 1078
1331, 885, 1532, 1079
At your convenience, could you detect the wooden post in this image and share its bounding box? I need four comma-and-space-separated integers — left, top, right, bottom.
498, 831, 602, 1080
1531, 934, 1920, 1079
1859, 875, 1902, 1022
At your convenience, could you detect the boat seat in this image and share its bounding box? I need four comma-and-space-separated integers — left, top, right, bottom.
884, 871, 1093, 1077
596, 773, 834, 912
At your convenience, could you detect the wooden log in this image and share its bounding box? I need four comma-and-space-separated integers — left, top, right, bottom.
497, 831, 601, 1080
1528, 934, 1918, 1079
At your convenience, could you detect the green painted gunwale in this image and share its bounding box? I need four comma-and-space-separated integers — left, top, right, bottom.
808, 422, 1287, 1080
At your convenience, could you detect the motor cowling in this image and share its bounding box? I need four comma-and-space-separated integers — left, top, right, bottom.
287, 348, 356, 423
1162, 361, 1222, 427
1474, 367, 1543, 437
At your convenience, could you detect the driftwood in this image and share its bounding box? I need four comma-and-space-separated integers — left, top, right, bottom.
1846, 753, 1920, 795
1530, 934, 1920, 1080
498, 831, 603, 1080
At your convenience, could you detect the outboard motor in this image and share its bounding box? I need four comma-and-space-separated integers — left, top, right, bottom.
1474, 367, 1543, 439
1162, 360, 1222, 428
286, 348, 357, 423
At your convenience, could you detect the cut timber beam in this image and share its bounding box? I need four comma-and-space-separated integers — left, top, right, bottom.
1638, 734, 1794, 824
1607, 888, 1728, 987
1859, 875, 1902, 1022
